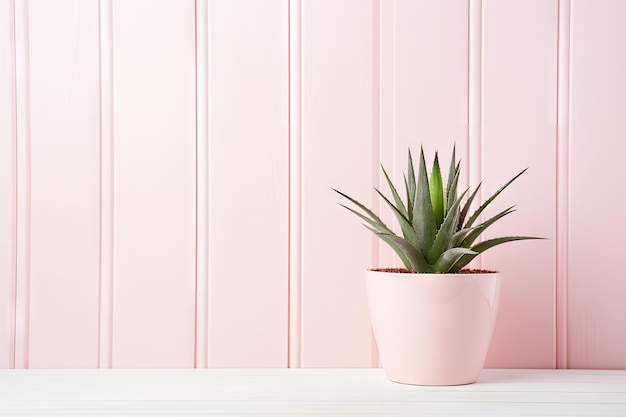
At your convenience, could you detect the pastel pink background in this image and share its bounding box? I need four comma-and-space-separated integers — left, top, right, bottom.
0, 0, 624, 369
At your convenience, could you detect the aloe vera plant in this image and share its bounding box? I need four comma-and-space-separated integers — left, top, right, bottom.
333, 146, 541, 273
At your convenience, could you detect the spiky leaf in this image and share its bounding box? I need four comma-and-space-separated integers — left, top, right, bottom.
338, 204, 391, 234
375, 189, 418, 245
433, 247, 477, 273
334, 147, 542, 274
407, 150, 416, 216
451, 227, 474, 247
465, 169, 527, 228
450, 236, 544, 272
426, 188, 469, 264
404, 175, 413, 223
381, 164, 408, 219
333, 188, 389, 230
458, 183, 482, 231
377, 233, 431, 272
430, 152, 445, 228
445, 145, 456, 215
447, 169, 461, 220
412, 147, 437, 253
461, 206, 516, 248
471, 236, 544, 253
363, 226, 412, 270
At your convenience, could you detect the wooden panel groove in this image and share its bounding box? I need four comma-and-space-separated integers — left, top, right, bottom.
13, 0, 30, 369
98, 0, 114, 370
194, 0, 209, 369
0, 0, 18, 369
556, 0, 571, 370
288, 0, 303, 369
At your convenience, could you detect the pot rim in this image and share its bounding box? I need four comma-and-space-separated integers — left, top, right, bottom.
366, 269, 502, 279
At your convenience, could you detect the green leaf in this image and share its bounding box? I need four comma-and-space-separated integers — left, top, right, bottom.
465, 169, 528, 228
404, 174, 413, 223
377, 233, 431, 272
433, 247, 477, 273
471, 236, 545, 253
363, 226, 412, 270
445, 145, 456, 215
450, 235, 544, 272
412, 147, 437, 254
458, 183, 482, 231
448, 254, 478, 273
407, 149, 417, 215
333, 188, 391, 231
446, 169, 461, 221
380, 164, 408, 219
337, 204, 392, 234
426, 188, 469, 264
430, 152, 444, 228
451, 227, 474, 247
375, 189, 419, 245
461, 206, 516, 248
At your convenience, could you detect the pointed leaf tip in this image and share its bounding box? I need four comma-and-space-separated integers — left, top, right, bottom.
430, 152, 444, 228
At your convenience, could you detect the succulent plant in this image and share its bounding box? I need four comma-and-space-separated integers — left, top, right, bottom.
333, 146, 541, 273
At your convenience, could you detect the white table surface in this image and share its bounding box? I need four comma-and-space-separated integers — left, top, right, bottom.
0, 368, 625, 416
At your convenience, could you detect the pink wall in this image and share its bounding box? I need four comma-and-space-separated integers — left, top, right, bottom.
0, 0, 15, 370
0, 0, 624, 369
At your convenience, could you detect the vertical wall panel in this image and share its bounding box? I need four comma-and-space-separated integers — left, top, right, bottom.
13, 0, 28, 369
0, 0, 15, 368
382, 0, 469, 267
206, 0, 289, 367
289, 0, 303, 368
112, 0, 196, 367
195, 0, 209, 369
26, 0, 100, 368
481, 0, 557, 368
556, 0, 571, 370
568, 0, 626, 369
390, 0, 469, 166
98, 0, 114, 369
300, 0, 375, 367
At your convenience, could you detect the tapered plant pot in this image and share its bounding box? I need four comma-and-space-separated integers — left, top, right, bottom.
366, 270, 502, 386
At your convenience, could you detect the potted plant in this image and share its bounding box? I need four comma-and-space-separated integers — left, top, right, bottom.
334, 146, 541, 386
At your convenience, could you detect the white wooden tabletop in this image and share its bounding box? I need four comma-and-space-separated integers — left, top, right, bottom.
0, 368, 625, 416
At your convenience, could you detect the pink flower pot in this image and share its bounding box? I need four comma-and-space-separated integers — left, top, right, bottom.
366, 270, 502, 385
